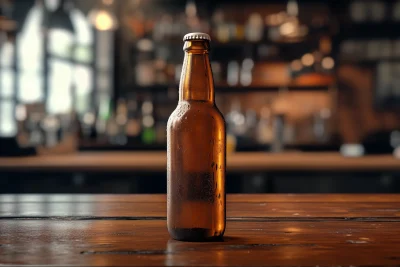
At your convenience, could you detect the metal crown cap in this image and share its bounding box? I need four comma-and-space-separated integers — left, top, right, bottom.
183, 32, 211, 42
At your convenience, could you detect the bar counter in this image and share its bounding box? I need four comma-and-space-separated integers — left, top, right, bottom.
0, 152, 399, 172
1, 194, 400, 266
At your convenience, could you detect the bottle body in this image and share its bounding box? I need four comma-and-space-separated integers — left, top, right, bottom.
167, 33, 226, 241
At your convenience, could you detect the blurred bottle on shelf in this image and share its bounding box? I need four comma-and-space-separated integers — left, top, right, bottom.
135, 38, 155, 86
227, 61, 240, 86
212, 9, 230, 43
394, 1, 400, 21
153, 14, 174, 41
125, 96, 142, 141
350, 1, 367, 22
40, 115, 61, 148
240, 58, 254, 86
27, 112, 44, 146
106, 113, 119, 145
256, 105, 273, 145
369, 1, 386, 22
80, 110, 97, 141
244, 109, 258, 140
141, 97, 156, 144
211, 61, 222, 84
115, 98, 128, 145
271, 113, 285, 152
313, 108, 331, 143
245, 13, 263, 42
96, 96, 112, 140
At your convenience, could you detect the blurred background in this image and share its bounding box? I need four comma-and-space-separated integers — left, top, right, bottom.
0, 0, 400, 194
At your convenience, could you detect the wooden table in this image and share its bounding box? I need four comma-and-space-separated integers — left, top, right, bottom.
1, 194, 400, 266
1, 152, 400, 172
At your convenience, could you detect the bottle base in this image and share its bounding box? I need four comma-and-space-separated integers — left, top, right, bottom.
169, 228, 224, 242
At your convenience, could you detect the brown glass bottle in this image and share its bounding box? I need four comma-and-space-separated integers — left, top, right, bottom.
167, 33, 226, 241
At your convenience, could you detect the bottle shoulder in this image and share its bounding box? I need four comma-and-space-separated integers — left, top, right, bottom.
167, 101, 225, 128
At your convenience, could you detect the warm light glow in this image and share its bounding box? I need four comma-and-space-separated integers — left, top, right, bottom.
322, 57, 335, 69
280, 21, 296, 36
301, 53, 314, 66
88, 9, 118, 31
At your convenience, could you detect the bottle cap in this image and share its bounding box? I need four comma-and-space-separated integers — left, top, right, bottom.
183, 32, 211, 42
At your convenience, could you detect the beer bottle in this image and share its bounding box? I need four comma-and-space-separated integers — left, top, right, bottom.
167, 32, 226, 241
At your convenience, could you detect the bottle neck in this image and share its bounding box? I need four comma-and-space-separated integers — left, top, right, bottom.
179, 40, 214, 103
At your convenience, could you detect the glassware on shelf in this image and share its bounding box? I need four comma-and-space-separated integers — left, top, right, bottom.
80, 110, 96, 140
40, 115, 61, 147
226, 98, 246, 138
227, 61, 240, 86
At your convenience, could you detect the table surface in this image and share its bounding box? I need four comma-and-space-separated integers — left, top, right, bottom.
1, 151, 400, 172
1, 194, 400, 266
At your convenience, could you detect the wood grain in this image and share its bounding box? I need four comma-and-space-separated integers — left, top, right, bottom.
1, 194, 400, 266
1, 220, 400, 266
2, 194, 400, 203
0, 152, 399, 172
1, 201, 400, 219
